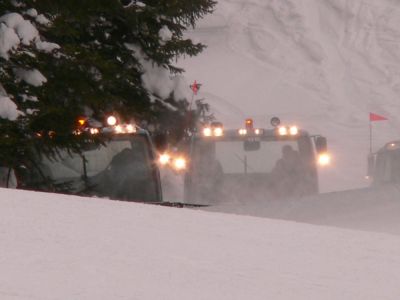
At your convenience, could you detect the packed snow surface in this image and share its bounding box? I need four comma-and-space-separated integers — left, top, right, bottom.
2, 188, 400, 300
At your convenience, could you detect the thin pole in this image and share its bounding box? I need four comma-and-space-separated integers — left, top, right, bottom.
369, 121, 372, 154
189, 91, 194, 111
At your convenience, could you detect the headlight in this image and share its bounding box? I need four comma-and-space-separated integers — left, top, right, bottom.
173, 157, 187, 170
318, 153, 331, 166
254, 128, 262, 135
159, 153, 171, 165
278, 126, 288, 136
203, 127, 212, 137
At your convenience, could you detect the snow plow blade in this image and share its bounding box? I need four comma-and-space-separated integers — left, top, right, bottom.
152, 202, 210, 208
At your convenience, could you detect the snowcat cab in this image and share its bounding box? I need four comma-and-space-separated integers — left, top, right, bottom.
14, 117, 163, 203
184, 118, 329, 204
367, 141, 400, 186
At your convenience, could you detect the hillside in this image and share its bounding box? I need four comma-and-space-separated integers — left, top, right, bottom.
2, 188, 400, 300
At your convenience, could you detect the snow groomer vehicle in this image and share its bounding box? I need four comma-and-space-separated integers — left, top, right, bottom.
184, 117, 330, 204
367, 140, 400, 186
13, 115, 163, 203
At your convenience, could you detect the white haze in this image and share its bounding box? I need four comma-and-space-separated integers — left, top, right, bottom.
178, 0, 400, 193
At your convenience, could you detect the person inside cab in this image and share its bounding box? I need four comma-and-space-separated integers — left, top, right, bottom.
271, 144, 304, 197
92, 141, 156, 202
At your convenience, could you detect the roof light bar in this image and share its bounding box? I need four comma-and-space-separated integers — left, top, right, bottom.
238, 129, 247, 135
202, 123, 224, 137
278, 125, 299, 136
278, 126, 288, 136
289, 126, 298, 135
113, 124, 136, 134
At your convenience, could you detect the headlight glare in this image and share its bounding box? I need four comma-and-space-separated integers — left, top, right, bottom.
318, 153, 331, 166
159, 153, 171, 165
173, 157, 187, 170
213, 127, 223, 137
203, 127, 212, 137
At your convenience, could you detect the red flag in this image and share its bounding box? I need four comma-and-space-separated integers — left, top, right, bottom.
190, 80, 200, 95
369, 112, 387, 122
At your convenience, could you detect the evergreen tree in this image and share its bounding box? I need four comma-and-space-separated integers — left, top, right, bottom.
0, 0, 216, 173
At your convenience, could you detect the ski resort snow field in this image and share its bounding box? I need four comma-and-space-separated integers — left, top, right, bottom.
2, 188, 400, 300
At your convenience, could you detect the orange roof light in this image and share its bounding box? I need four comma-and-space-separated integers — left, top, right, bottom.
77, 118, 86, 126
245, 118, 253, 129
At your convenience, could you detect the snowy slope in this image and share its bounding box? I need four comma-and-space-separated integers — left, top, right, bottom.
179, 0, 400, 192
206, 184, 400, 235
2, 188, 400, 300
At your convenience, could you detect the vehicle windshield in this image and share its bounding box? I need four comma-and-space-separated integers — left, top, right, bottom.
215, 140, 300, 174
40, 135, 150, 181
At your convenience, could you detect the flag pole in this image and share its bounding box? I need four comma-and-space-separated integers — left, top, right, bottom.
369, 112, 388, 154
369, 120, 372, 154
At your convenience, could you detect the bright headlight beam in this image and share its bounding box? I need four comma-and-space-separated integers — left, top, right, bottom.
159, 153, 171, 165
203, 127, 212, 137
213, 127, 223, 137
174, 157, 187, 170
318, 153, 331, 166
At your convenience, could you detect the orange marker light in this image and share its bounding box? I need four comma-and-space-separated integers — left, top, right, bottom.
77, 118, 86, 126
245, 118, 253, 129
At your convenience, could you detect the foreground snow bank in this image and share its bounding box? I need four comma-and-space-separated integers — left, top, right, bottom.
1, 188, 400, 300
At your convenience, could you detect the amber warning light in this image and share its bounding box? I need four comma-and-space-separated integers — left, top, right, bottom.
245, 118, 253, 130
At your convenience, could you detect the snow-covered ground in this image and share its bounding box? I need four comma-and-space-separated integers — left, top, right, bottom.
179, 0, 400, 192
206, 184, 400, 235
2, 188, 400, 300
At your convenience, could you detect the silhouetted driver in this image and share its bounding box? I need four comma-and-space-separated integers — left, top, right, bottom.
271, 145, 304, 197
